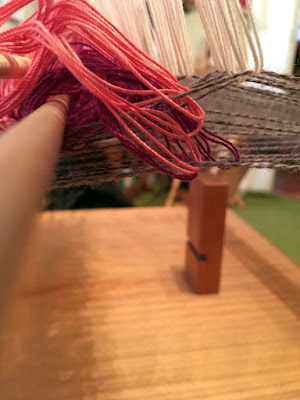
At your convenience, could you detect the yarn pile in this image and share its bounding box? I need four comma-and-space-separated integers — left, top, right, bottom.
0, 0, 239, 180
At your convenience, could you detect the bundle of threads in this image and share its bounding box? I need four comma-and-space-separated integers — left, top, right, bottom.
0, 0, 239, 180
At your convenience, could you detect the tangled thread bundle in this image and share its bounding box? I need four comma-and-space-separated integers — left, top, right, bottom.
0, 0, 239, 180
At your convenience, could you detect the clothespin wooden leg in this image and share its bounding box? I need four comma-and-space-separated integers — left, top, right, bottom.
185, 172, 228, 294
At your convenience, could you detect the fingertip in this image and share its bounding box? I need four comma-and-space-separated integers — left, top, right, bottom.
46, 95, 70, 118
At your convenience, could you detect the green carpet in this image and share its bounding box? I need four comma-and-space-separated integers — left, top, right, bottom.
234, 192, 300, 265
134, 184, 168, 207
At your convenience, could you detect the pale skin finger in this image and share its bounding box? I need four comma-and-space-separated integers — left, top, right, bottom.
0, 95, 69, 310
0, 54, 31, 78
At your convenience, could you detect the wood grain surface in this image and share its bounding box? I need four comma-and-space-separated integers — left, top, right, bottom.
1, 207, 299, 400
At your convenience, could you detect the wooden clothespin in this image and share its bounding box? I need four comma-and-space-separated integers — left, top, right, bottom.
185, 172, 228, 294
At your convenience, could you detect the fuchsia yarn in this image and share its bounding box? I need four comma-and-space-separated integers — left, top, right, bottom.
0, 0, 239, 179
